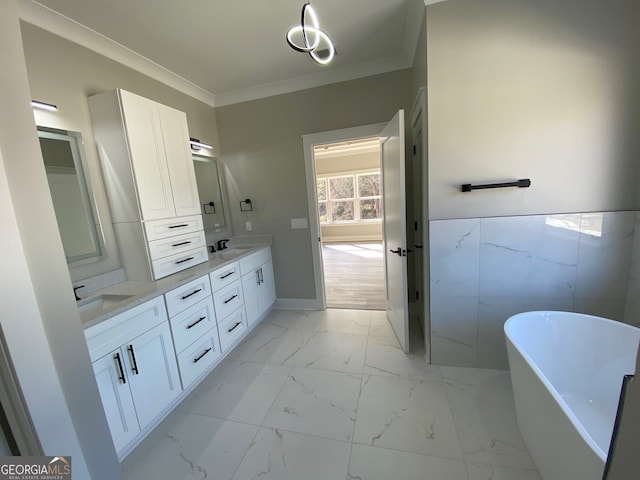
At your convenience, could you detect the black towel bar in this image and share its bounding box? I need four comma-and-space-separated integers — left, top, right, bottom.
461, 178, 531, 192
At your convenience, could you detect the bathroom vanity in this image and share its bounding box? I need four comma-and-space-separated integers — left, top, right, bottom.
82, 245, 275, 459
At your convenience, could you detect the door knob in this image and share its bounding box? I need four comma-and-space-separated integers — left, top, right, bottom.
389, 248, 402, 256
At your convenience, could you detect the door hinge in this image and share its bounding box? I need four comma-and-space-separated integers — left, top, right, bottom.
416, 291, 420, 300
413, 145, 416, 155
414, 221, 418, 231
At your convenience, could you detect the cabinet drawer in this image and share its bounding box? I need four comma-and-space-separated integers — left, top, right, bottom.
144, 215, 203, 242
239, 247, 271, 275
148, 230, 206, 261
177, 333, 221, 389
212, 280, 244, 320
85, 296, 167, 362
218, 307, 247, 353
152, 246, 208, 280
169, 296, 217, 353
164, 274, 212, 317
209, 261, 240, 292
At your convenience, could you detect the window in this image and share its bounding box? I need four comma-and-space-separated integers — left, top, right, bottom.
317, 171, 382, 224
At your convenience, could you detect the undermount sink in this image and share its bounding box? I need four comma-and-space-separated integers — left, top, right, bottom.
213, 247, 252, 258
77, 293, 134, 317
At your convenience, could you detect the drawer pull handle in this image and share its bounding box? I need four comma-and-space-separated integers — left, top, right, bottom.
114, 352, 126, 384
228, 321, 242, 333
181, 288, 202, 300
220, 271, 235, 279
193, 348, 212, 363
176, 256, 195, 265
172, 241, 192, 247
169, 224, 189, 229
127, 345, 139, 375
224, 294, 238, 304
187, 316, 206, 329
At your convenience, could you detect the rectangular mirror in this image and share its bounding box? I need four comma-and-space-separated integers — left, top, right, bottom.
38, 126, 103, 264
193, 154, 228, 233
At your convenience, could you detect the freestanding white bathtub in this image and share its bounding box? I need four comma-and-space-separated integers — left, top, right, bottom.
504, 311, 640, 480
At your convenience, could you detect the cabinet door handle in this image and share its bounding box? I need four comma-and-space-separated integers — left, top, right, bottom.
255, 270, 261, 285
176, 256, 195, 265
187, 316, 206, 329
114, 352, 126, 384
259, 267, 264, 284
224, 294, 238, 304
193, 348, 212, 363
127, 345, 139, 375
172, 241, 192, 247
181, 288, 202, 300
228, 322, 242, 333
220, 271, 235, 279
168, 224, 189, 229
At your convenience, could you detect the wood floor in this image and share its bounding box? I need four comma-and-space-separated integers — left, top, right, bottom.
322, 242, 385, 310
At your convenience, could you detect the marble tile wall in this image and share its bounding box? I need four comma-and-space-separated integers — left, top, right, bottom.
430, 211, 636, 369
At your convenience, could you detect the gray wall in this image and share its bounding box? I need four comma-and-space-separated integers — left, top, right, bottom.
215, 69, 413, 300
1, 0, 120, 476
427, 0, 640, 220
20, 22, 223, 282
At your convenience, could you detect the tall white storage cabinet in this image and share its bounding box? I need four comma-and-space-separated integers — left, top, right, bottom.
88, 89, 207, 280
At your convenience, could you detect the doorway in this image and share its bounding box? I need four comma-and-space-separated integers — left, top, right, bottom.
313, 137, 384, 310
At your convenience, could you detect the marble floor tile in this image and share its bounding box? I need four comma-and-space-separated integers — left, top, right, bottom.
178, 361, 291, 425
348, 444, 469, 480
293, 331, 367, 373
231, 427, 351, 480
262, 367, 361, 441
229, 324, 315, 366
313, 308, 372, 335
123, 413, 258, 480
444, 379, 536, 469
466, 462, 542, 480
440, 366, 511, 390
369, 310, 395, 336
354, 374, 463, 460
364, 335, 441, 381
262, 309, 321, 331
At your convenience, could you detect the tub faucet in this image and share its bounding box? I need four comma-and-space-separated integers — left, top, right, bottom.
217, 239, 229, 251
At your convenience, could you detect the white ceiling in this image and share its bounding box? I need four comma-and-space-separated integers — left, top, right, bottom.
22, 0, 429, 106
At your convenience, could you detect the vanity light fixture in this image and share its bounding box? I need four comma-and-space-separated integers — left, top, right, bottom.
189, 137, 213, 151
31, 100, 58, 111
286, 2, 335, 65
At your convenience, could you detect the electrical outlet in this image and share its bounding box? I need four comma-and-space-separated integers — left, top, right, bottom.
245, 221, 252, 231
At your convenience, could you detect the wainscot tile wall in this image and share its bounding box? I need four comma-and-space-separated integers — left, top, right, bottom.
430, 211, 636, 369
624, 212, 640, 327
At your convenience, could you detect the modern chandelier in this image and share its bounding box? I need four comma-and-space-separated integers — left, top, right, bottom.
286, 2, 335, 65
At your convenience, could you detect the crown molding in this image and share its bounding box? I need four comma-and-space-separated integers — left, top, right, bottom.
214, 55, 411, 107
18, 0, 216, 107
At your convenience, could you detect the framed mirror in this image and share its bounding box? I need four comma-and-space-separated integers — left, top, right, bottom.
38, 126, 103, 264
193, 154, 228, 233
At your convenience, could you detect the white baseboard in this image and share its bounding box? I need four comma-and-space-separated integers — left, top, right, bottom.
274, 298, 321, 310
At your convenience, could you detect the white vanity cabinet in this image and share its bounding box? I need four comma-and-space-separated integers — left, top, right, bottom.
85, 297, 182, 457
88, 89, 207, 280
164, 275, 222, 390
240, 247, 276, 326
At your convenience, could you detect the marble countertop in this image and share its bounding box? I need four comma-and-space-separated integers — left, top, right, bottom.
79, 244, 269, 329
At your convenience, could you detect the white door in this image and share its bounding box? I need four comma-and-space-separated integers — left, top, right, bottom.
92, 350, 140, 453
381, 110, 410, 352
120, 90, 176, 221
124, 322, 181, 429
158, 103, 202, 217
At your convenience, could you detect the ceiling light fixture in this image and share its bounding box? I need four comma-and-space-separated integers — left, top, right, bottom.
286, 2, 335, 66
189, 137, 213, 151
31, 100, 58, 111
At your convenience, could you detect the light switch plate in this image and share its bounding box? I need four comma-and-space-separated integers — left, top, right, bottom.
291, 218, 308, 229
